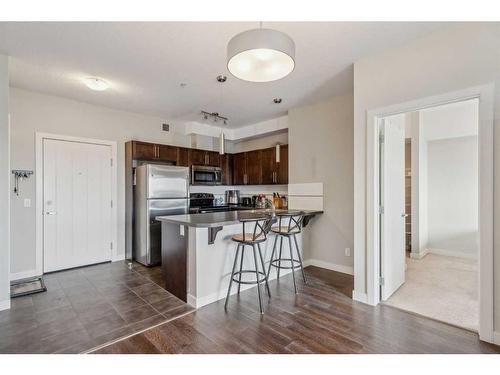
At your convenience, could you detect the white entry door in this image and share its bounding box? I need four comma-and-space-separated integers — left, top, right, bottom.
380, 115, 406, 300
43, 138, 112, 272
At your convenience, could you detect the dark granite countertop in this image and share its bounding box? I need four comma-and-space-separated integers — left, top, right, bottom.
156, 209, 323, 228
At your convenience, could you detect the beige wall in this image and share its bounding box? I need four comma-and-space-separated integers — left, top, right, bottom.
0, 55, 9, 307
353, 24, 500, 330
232, 131, 288, 153
9, 88, 202, 276
288, 94, 354, 270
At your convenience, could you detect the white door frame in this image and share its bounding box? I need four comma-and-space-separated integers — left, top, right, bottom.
35, 132, 118, 276
365, 84, 494, 343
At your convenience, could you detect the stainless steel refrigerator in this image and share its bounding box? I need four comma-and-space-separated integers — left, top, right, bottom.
134, 164, 189, 266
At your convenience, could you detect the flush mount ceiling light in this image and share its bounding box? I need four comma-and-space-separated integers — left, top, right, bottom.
227, 24, 295, 83
83, 77, 110, 91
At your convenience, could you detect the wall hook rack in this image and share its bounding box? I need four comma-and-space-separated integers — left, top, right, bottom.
12, 169, 33, 196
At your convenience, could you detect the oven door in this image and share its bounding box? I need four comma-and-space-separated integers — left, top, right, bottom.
191, 166, 222, 185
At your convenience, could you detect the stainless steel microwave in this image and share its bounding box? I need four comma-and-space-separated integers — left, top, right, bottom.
191, 165, 222, 185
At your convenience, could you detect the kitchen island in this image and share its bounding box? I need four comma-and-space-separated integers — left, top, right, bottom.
156, 209, 322, 308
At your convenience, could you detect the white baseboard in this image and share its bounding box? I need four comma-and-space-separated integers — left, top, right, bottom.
303, 259, 354, 275
10, 269, 39, 281
493, 331, 500, 346
189, 268, 293, 308
0, 299, 11, 311
427, 248, 478, 260
410, 249, 428, 259
112, 254, 125, 262
352, 290, 368, 304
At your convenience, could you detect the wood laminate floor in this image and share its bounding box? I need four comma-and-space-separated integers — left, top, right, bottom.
94, 266, 500, 354
0, 261, 193, 353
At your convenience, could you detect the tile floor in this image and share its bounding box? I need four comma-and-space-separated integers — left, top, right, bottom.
0, 261, 194, 353
384, 253, 478, 331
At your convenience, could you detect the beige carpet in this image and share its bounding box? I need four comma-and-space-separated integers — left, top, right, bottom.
384, 253, 478, 331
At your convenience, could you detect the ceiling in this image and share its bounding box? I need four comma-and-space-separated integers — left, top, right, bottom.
0, 22, 451, 127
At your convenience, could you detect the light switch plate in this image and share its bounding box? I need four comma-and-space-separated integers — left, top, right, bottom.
23, 198, 31, 208
344, 247, 351, 257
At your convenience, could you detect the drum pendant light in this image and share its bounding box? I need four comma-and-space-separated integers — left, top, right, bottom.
227, 23, 295, 82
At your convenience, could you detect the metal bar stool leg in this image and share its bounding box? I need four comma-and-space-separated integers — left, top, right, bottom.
288, 236, 298, 293
293, 234, 307, 284
277, 236, 284, 280
257, 243, 271, 298
267, 235, 278, 280
237, 244, 245, 294
225, 244, 241, 310
252, 244, 264, 314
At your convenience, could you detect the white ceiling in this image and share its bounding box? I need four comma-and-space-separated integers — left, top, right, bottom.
0, 22, 451, 127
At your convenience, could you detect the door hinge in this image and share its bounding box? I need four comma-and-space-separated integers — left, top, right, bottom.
379, 205, 384, 214
379, 276, 385, 286
110, 242, 113, 250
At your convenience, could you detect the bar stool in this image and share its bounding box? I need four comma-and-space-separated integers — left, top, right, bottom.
225, 214, 276, 314
267, 211, 307, 293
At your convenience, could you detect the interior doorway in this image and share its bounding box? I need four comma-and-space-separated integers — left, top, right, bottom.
378, 99, 480, 331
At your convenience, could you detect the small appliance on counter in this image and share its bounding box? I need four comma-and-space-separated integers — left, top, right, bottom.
225, 190, 240, 205
240, 197, 252, 207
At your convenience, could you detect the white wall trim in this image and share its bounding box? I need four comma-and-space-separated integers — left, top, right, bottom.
493, 331, 500, 346
10, 269, 38, 282
427, 248, 478, 260
303, 259, 354, 275
409, 248, 429, 259
362, 84, 495, 343
35, 132, 118, 275
0, 299, 10, 311
352, 290, 369, 304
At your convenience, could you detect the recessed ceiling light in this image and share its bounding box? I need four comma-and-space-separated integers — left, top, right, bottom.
83, 77, 110, 91
180, 83, 187, 87
273, 98, 283, 104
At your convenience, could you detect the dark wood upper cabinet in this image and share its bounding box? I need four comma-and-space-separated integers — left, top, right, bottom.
176, 147, 189, 167
132, 141, 156, 160
157, 144, 177, 162
232, 152, 246, 185
128, 140, 288, 186
277, 144, 288, 184
207, 151, 220, 167
219, 153, 233, 185
245, 150, 262, 185
188, 149, 206, 166
260, 148, 276, 185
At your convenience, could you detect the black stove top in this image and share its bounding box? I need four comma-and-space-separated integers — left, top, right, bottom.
189, 192, 250, 213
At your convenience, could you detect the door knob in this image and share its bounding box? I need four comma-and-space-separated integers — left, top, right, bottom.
401, 213, 409, 218
45, 211, 57, 215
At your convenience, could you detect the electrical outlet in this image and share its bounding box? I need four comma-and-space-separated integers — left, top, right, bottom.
344, 247, 351, 257
23, 198, 31, 208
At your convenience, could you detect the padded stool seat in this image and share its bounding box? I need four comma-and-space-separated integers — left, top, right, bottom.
231, 233, 266, 243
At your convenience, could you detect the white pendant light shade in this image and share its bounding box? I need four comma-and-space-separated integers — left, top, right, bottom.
227, 28, 295, 82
